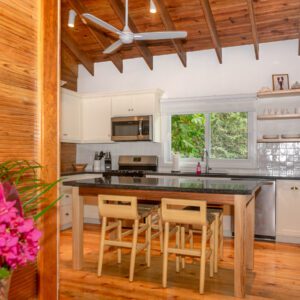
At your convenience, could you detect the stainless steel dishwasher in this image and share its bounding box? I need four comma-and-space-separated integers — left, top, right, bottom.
232, 179, 276, 241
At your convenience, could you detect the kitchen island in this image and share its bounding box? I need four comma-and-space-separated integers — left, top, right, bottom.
64, 176, 262, 298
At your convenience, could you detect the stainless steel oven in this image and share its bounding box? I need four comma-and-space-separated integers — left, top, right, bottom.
111, 116, 153, 142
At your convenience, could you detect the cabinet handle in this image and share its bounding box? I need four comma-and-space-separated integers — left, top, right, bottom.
291, 187, 295, 190
295, 187, 299, 190
63, 133, 68, 136
65, 213, 69, 216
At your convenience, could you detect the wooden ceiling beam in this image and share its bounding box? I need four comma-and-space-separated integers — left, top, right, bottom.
62, 28, 94, 76
108, 0, 153, 70
200, 0, 222, 64
153, 0, 187, 67
246, 0, 259, 60
67, 0, 123, 73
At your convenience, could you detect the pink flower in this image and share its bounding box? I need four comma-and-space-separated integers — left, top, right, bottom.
0, 183, 42, 271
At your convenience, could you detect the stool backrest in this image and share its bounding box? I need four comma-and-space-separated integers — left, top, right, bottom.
98, 195, 138, 220
161, 198, 207, 226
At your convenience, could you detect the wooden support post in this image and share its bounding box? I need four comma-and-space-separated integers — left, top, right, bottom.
246, 196, 255, 270
234, 195, 247, 298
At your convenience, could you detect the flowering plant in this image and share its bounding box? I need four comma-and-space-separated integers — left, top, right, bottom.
0, 183, 41, 279
0, 160, 61, 280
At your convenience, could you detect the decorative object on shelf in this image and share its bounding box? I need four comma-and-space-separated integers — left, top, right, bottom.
272, 74, 289, 91
281, 134, 300, 139
72, 163, 88, 172
262, 134, 279, 139
0, 160, 60, 299
259, 87, 272, 93
291, 81, 300, 89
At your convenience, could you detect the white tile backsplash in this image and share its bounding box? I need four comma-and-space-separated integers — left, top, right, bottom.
77, 142, 163, 171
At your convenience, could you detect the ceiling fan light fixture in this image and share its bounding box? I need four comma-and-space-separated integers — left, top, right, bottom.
150, 0, 157, 14
68, 9, 77, 28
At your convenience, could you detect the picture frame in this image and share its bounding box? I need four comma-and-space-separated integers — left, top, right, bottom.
272, 74, 289, 91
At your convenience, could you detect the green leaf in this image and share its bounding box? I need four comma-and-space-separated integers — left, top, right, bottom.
0, 267, 11, 279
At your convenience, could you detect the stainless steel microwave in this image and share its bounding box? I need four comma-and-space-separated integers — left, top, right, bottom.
111, 116, 153, 142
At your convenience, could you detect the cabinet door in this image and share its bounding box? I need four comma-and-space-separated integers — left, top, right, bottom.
61, 93, 81, 142
131, 94, 155, 116
111, 95, 133, 116
60, 205, 72, 230
276, 180, 300, 241
81, 97, 112, 142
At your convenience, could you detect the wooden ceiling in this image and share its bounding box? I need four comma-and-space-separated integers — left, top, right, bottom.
61, 0, 300, 91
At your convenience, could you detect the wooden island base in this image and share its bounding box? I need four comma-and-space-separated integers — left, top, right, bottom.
71, 186, 256, 298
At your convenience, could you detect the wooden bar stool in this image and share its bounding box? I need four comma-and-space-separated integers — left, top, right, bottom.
208, 207, 224, 272
161, 198, 215, 294
188, 207, 224, 273
98, 195, 154, 282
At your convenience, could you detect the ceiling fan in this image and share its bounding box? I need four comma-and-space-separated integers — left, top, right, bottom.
82, 0, 187, 54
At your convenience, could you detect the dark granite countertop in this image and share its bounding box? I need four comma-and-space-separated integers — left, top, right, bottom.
61, 170, 300, 180
63, 176, 262, 195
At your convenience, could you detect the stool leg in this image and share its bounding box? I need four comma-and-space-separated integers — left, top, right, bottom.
162, 222, 169, 288
175, 226, 180, 273
158, 211, 163, 253
98, 216, 107, 277
209, 222, 214, 278
129, 219, 139, 282
199, 225, 207, 294
220, 214, 224, 260
117, 220, 122, 264
181, 226, 186, 269
146, 215, 152, 268
214, 214, 219, 273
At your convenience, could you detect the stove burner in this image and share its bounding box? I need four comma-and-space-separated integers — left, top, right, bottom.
103, 170, 145, 177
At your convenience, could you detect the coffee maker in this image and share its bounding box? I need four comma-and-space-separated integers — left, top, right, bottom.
104, 152, 112, 171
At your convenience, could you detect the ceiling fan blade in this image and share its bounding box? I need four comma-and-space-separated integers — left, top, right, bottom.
133, 31, 187, 41
103, 40, 123, 54
82, 13, 121, 35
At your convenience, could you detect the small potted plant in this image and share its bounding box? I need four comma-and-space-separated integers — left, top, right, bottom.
0, 160, 60, 299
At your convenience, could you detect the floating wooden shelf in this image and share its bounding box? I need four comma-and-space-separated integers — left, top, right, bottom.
257, 138, 300, 143
257, 89, 300, 98
257, 114, 300, 120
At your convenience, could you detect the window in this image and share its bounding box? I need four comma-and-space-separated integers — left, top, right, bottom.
171, 112, 248, 160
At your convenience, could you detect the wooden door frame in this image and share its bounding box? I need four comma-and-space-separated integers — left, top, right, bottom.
38, 0, 60, 299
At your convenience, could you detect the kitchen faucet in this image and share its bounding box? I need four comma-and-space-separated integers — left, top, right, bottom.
204, 148, 210, 174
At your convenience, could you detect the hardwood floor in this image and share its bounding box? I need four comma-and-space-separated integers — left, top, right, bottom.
59, 224, 300, 300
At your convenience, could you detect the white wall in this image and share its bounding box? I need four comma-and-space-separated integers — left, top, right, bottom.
78, 40, 300, 98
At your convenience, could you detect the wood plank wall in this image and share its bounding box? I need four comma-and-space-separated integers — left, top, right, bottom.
0, 1, 39, 298
0, 0, 59, 299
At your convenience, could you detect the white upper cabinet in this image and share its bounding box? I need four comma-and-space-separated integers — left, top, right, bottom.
81, 96, 112, 143
111, 95, 134, 116
61, 89, 112, 143
276, 180, 300, 244
61, 91, 81, 142
111, 90, 161, 117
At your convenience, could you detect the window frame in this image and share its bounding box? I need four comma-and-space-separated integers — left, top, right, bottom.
161, 95, 257, 170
